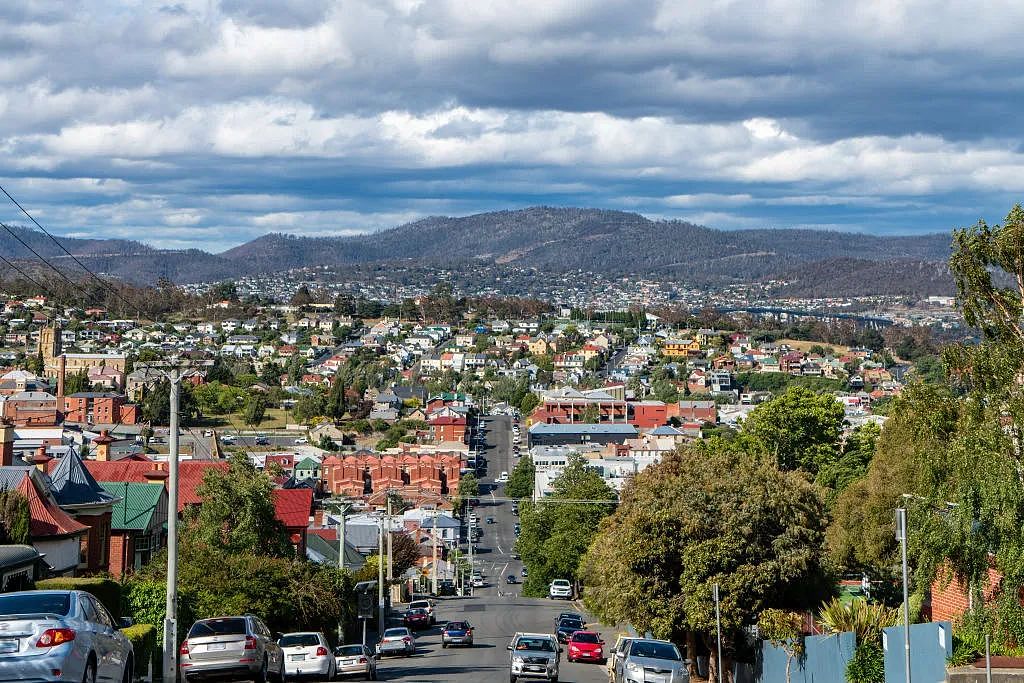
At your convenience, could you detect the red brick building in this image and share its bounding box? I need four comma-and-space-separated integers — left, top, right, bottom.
321, 450, 461, 497
529, 387, 628, 424
63, 392, 139, 425
929, 563, 1001, 622
673, 400, 718, 424
628, 401, 668, 429
429, 416, 467, 443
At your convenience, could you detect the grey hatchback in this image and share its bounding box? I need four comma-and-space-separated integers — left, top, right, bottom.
0, 589, 133, 683
180, 616, 285, 683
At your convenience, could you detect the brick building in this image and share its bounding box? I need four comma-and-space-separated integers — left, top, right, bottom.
321, 450, 461, 497
63, 392, 139, 426
628, 401, 667, 429
429, 416, 467, 443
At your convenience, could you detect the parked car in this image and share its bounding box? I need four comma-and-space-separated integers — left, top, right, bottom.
441, 621, 474, 648
437, 579, 457, 596
403, 608, 431, 630
472, 576, 485, 588
613, 638, 688, 683
180, 615, 285, 683
254, 435, 270, 445
0, 590, 134, 683
508, 632, 560, 682
554, 617, 585, 643
554, 612, 585, 625
278, 631, 335, 680
486, 516, 496, 524
549, 579, 572, 599
607, 636, 635, 682
408, 599, 436, 624
498, 471, 510, 482
506, 575, 518, 584
334, 643, 378, 680
566, 631, 606, 664
220, 435, 236, 445
377, 627, 415, 657
521, 567, 528, 577
293, 437, 307, 445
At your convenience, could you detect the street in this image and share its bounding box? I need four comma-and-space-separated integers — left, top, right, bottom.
367, 414, 615, 682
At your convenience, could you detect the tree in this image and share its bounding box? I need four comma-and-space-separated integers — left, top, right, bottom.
0, 489, 30, 545
758, 609, 805, 683
740, 386, 845, 474
519, 391, 540, 416
186, 454, 292, 557
518, 455, 616, 597
210, 281, 238, 302
25, 351, 43, 375
581, 439, 830, 678
505, 454, 535, 500
243, 394, 266, 428
291, 285, 314, 307
814, 422, 881, 507
580, 403, 600, 424
651, 379, 679, 404
142, 379, 198, 427
453, 473, 480, 514
64, 370, 90, 395
388, 531, 422, 578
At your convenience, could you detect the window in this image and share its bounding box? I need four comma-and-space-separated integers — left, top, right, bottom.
79, 597, 98, 623
0, 592, 70, 616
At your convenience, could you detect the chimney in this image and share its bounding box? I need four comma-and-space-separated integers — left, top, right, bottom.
0, 418, 14, 467
32, 445, 51, 473
57, 355, 66, 398
143, 461, 169, 485
313, 509, 325, 527
92, 429, 114, 462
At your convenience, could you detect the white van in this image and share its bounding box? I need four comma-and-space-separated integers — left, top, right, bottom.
498, 471, 509, 482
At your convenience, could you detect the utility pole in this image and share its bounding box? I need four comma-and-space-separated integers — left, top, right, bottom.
386, 493, 393, 582
468, 515, 474, 595
337, 507, 347, 643
896, 507, 912, 683
713, 583, 723, 683
162, 372, 181, 683
377, 512, 385, 638
431, 508, 439, 596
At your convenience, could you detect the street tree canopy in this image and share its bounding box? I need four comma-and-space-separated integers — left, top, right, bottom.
518, 454, 616, 596
505, 453, 535, 500
582, 438, 829, 673
740, 386, 845, 473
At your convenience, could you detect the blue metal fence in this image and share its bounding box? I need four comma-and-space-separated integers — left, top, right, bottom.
882, 621, 951, 683
759, 631, 856, 683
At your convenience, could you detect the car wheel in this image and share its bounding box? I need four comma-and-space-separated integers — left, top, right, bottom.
254, 657, 269, 683
83, 658, 96, 683
442, 642, 448, 648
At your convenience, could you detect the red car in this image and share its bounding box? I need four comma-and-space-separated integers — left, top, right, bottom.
403, 608, 431, 630
567, 631, 606, 664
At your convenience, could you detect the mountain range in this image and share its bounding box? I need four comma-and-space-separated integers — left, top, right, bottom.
0, 207, 955, 295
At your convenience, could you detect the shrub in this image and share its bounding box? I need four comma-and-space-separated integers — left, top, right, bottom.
845, 642, 885, 683
121, 624, 157, 674
36, 577, 122, 619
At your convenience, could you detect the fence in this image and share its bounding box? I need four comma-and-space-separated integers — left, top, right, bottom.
759, 631, 856, 683
882, 621, 952, 683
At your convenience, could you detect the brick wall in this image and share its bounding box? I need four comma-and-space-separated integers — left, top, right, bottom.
930, 564, 1001, 622
108, 533, 135, 579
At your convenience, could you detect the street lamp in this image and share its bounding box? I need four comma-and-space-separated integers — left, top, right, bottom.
895, 507, 911, 683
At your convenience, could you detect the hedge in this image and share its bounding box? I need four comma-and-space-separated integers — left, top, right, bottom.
35, 577, 122, 619
122, 624, 158, 676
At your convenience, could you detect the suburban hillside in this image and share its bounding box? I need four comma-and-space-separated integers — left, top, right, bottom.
2, 208, 953, 291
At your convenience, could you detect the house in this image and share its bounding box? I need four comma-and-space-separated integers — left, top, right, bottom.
628, 401, 668, 429
675, 400, 717, 424
63, 392, 138, 426
662, 339, 702, 358
429, 416, 467, 444
294, 457, 321, 480
0, 466, 88, 576
272, 488, 314, 557
99, 481, 168, 578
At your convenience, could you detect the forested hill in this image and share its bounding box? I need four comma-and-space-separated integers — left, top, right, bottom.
1, 207, 953, 292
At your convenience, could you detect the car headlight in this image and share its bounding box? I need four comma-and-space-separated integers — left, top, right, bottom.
626, 661, 642, 673
512, 656, 525, 664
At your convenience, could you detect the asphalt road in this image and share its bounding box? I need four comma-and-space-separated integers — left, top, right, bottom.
372, 415, 616, 682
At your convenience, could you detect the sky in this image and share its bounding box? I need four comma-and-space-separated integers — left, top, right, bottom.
3, 1, 1024, 252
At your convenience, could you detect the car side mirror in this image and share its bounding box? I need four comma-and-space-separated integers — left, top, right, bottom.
507, 644, 513, 650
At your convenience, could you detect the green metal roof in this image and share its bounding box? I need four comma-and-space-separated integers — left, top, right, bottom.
295, 457, 319, 470
99, 481, 164, 531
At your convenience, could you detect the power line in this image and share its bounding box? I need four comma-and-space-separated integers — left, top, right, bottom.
0, 253, 61, 308
0, 221, 84, 296
0, 183, 138, 313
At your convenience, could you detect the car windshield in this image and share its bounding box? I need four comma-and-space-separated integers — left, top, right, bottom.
337, 645, 363, 656
552, 581, 569, 587
559, 613, 582, 621
559, 619, 584, 628
189, 618, 247, 637
0, 593, 70, 617
408, 609, 426, 616
571, 632, 600, 644
410, 602, 429, 609
630, 641, 681, 661
516, 638, 555, 652
279, 634, 320, 647
383, 628, 408, 637
446, 622, 469, 631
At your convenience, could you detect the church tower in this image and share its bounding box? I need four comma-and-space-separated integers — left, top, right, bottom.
38, 325, 62, 378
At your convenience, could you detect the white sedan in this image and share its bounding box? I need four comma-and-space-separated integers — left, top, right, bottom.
278, 632, 335, 679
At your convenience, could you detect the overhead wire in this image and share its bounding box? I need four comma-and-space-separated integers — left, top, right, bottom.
0, 181, 139, 313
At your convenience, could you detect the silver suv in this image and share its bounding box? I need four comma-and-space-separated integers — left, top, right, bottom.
180, 615, 285, 683
508, 632, 560, 682
614, 638, 689, 683
0, 589, 133, 683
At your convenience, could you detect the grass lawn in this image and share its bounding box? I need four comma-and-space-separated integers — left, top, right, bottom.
194, 408, 294, 431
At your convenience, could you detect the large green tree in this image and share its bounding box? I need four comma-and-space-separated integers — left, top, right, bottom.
505, 454, 536, 500
186, 454, 292, 557
517, 454, 616, 596
740, 386, 845, 473
582, 439, 829, 679
243, 393, 267, 427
